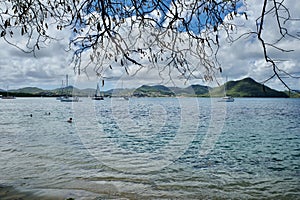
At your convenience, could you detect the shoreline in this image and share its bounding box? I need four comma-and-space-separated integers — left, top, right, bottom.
0, 185, 97, 200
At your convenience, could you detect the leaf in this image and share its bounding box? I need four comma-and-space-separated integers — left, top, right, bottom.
97, 22, 101, 32
4, 19, 9, 28
213, 25, 217, 32
0, 31, 6, 37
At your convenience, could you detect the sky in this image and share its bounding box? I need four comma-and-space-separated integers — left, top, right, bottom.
0, 0, 299, 92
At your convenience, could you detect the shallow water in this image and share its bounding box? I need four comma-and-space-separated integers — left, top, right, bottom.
0, 97, 299, 199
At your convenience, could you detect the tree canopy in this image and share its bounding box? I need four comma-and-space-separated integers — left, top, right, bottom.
0, 0, 299, 90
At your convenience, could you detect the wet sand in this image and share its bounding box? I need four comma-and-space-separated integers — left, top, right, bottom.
0, 185, 90, 200
0, 184, 133, 200
0, 185, 41, 200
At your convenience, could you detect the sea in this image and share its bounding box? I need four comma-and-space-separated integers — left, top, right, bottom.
0, 97, 299, 199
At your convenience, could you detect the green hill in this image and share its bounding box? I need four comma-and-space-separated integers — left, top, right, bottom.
0, 77, 292, 98
187, 85, 210, 96
6, 87, 47, 97
10, 87, 45, 94
133, 85, 175, 97
169, 85, 210, 96
286, 90, 300, 98
210, 77, 288, 97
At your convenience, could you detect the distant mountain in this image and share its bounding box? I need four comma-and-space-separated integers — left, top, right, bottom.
0, 77, 293, 98
187, 85, 210, 96
210, 77, 288, 97
1, 85, 91, 97
169, 85, 210, 96
105, 88, 134, 97
133, 85, 175, 97
5, 87, 48, 97
10, 87, 45, 94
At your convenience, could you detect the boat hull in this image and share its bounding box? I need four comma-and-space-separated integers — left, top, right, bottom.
91, 96, 104, 100
218, 96, 234, 102
1, 96, 16, 99
60, 96, 80, 102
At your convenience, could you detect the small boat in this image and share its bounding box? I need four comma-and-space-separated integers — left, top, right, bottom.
56, 80, 66, 100
1, 86, 16, 99
60, 96, 80, 102
1, 96, 16, 99
56, 96, 67, 100
219, 77, 234, 102
91, 82, 104, 100
120, 80, 129, 100
219, 96, 234, 102
59, 75, 80, 102
92, 95, 104, 100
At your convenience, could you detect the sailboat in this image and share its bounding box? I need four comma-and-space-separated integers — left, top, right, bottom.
56, 80, 66, 100
219, 77, 234, 102
121, 80, 129, 100
1, 86, 16, 99
60, 75, 80, 102
91, 82, 104, 100
1, 95, 16, 99
219, 96, 234, 102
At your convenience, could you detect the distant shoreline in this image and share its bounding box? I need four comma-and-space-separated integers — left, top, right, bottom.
0, 95, 300, 100
1, 77, 298, 98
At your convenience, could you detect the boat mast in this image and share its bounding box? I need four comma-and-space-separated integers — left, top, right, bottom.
96, 82, 100, 96
224, 76, 228, 96
66, 74, 69, 87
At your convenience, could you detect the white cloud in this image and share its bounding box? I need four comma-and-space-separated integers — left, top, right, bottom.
0, 0, 299, 91
0, 23, 75, 89
217, 0, 300, 90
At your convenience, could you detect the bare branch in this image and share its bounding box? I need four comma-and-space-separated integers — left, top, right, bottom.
0, 0, 298, 89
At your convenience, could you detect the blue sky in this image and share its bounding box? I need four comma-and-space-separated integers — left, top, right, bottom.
0, 0, 299, 91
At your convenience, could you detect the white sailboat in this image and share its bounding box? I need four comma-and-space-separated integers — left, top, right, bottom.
56, 80, 66, 100
60, 75, 80, 102
91, 82, 104, 100
1, 86, 15, 99
219, 96, 234, 102
219, 77, 234, 102
60, 96, 80, 102
121, 80, 129, 100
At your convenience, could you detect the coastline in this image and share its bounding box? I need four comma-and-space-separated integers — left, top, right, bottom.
0, 185, 100, 200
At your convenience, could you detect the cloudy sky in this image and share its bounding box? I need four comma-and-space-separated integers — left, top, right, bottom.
0, 0, 299, 91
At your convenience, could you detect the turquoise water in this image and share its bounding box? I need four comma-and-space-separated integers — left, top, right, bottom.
0, 97, 299, 199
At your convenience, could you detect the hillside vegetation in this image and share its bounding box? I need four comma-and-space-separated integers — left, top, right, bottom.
210, 78, 288, 97
0, 77, 291, 98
